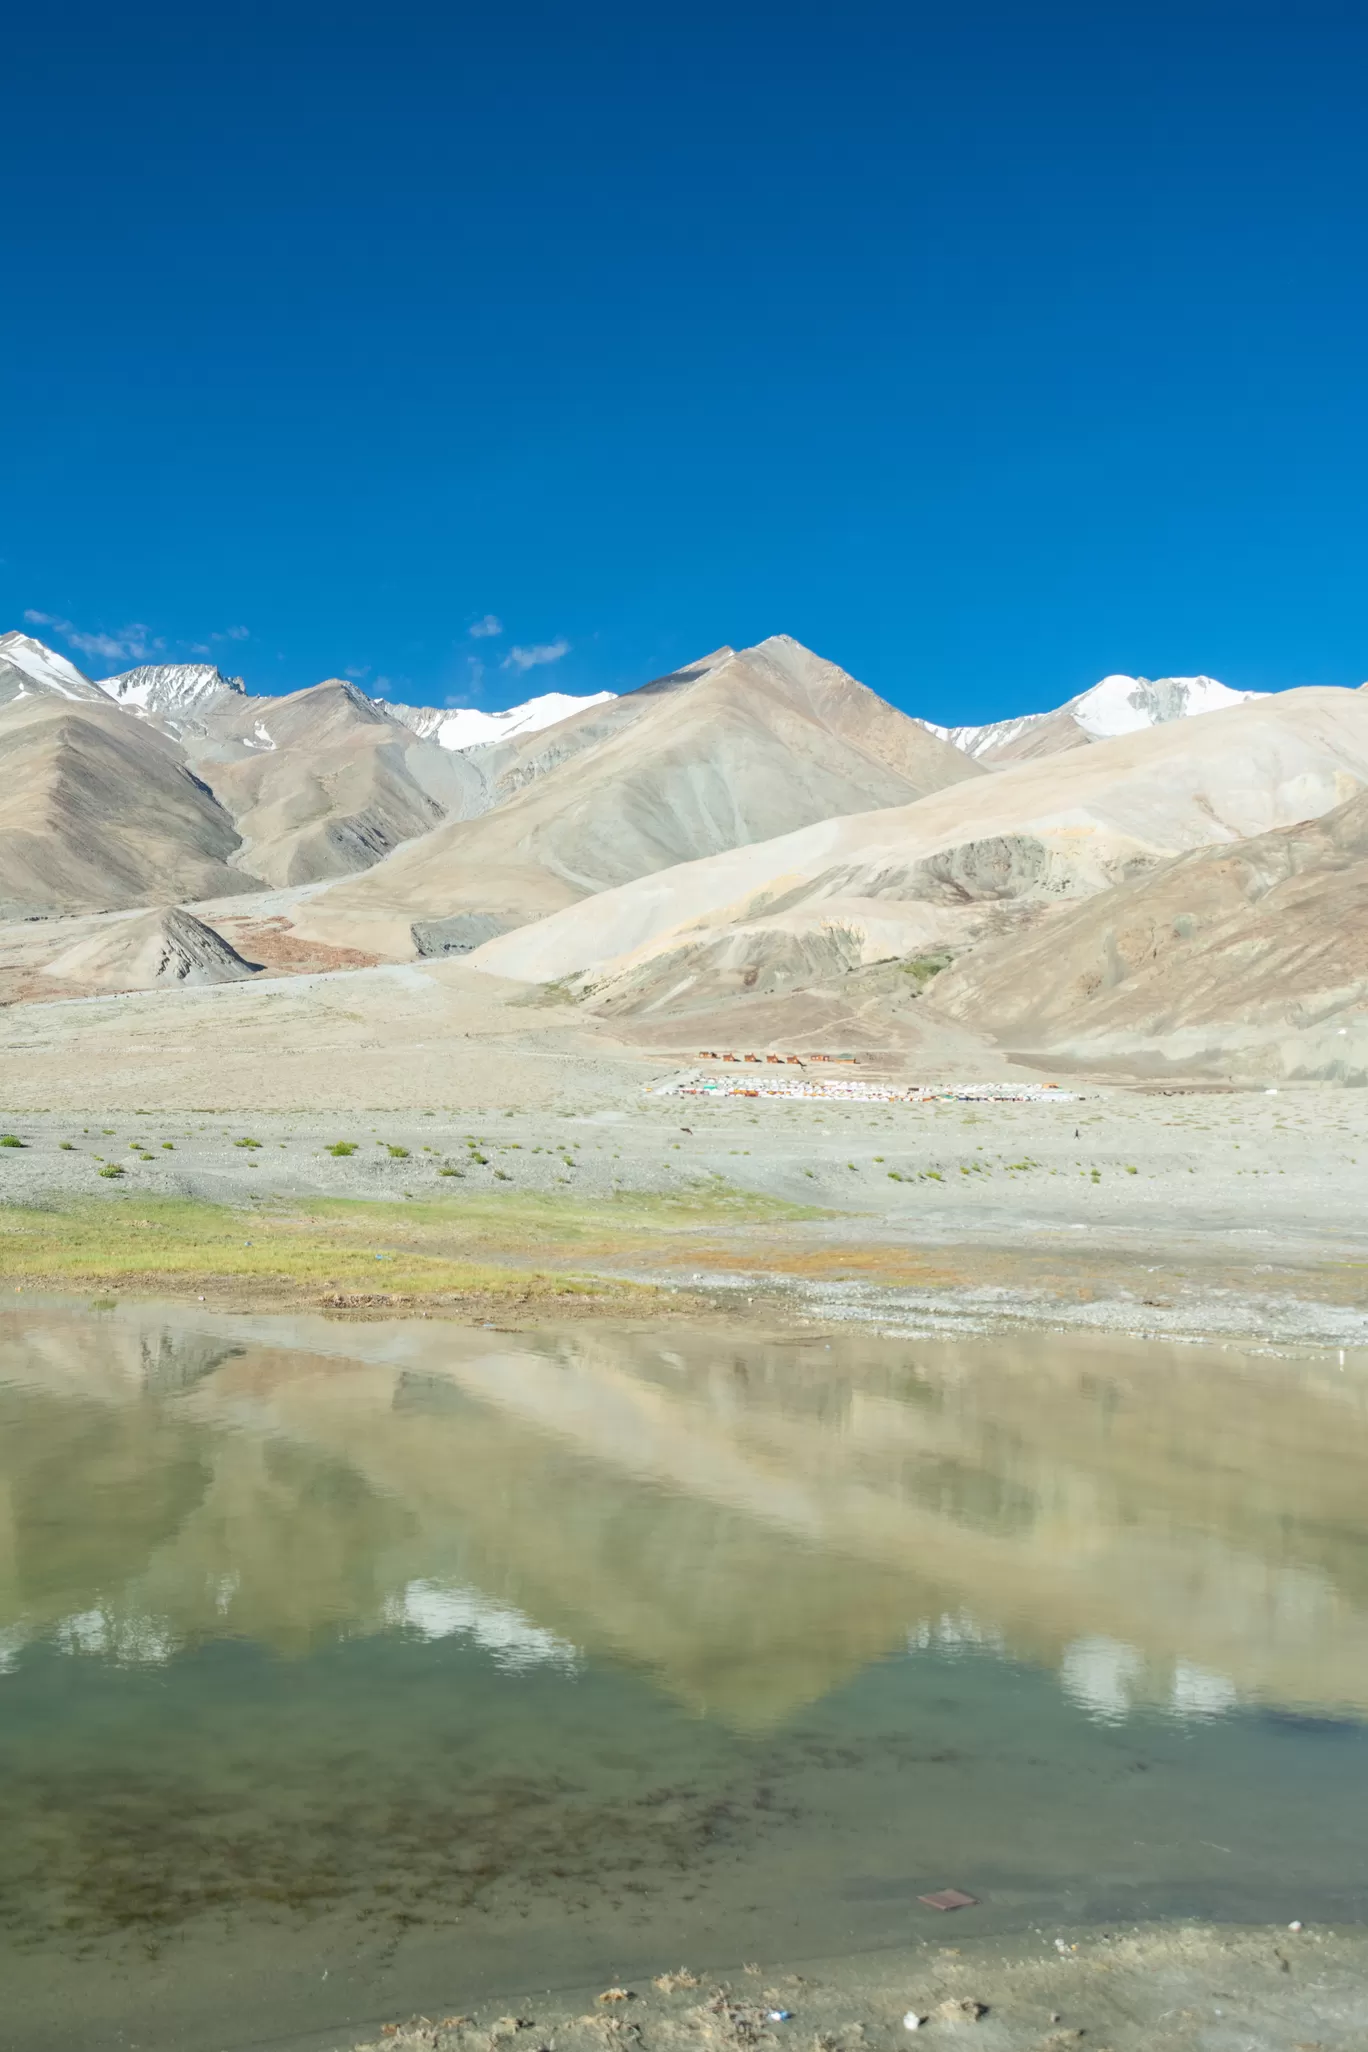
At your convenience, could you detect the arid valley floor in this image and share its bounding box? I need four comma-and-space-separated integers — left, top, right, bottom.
4, 954, 1368, 1351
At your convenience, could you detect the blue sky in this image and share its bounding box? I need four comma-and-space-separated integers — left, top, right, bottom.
3, 1, 1366, 721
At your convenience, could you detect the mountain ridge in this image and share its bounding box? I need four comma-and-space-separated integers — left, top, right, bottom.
921, 673, 1266, 765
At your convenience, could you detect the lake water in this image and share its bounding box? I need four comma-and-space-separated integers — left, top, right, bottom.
2, 1301, 1368, 2052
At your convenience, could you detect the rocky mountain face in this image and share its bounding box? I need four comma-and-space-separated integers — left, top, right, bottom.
99, 662, 247, 720
466, 686, 1368, 1011
0, 640, 628, 909
0, 694, 259, 919
290, 635, 985, 958
928, 783, 1368, 1081
923, 674, 1265, 765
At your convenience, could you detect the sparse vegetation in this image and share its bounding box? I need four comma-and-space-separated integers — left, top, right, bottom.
0, 1187, 814, 1311
98, 1165, 124, 1178
1, 1134, 26, 1148
386, 1144, 410, 1159
327, 1142, 358, 1156
235, 1137, 263, 1150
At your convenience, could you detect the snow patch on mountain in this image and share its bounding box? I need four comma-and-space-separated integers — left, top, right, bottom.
0, 632, 110, 702
1071, 674, 1262, 738
99, 663, 247, 715
381, 688, 615, 750
926, 674, 1266, 760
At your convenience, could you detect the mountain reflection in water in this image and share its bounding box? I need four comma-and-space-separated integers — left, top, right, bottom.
2, 1302, 1367, 1729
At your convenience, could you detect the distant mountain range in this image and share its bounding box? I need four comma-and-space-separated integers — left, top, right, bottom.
7, 623, 1368, 1080
3, 628, 1278, 767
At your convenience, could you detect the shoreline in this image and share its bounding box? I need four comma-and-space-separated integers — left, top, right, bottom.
5, 1189, 1368, 1352
346, 1921, 1368, 2052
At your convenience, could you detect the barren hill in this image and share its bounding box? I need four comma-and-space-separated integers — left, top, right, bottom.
292, 636, 984, 957
0, 696, 261, 919
925, 783, 1368, 1081
466, 685, 1368, 1010
179, 678, 488, 887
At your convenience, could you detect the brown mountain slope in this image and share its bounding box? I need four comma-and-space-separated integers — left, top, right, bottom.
925, 785, 1368, 1081
0, 697, 261, 918
181, 679, 487, 887
292, 636, 984, 957
467, 685, 1368, 1009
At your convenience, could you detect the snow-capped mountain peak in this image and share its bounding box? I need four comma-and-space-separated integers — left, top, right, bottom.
0, 631, 111, 703
380, 688, 615, 751
1067, 673, 1259, 739
924, 673, 1267, 765
98, 663, 247, 716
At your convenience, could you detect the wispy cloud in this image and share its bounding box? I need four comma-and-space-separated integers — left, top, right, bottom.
24, 610, 163, 666
469, 613, 503, 639
503, 638, 569, 673
344, 665, 371, 680
23, 609, 251, 669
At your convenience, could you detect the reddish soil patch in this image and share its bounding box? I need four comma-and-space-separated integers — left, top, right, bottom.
213, 916, 382, 976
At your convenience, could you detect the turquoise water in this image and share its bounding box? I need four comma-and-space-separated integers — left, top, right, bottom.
1, 1302, 1367, 2051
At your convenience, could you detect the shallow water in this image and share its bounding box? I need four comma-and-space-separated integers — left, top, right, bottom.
2, 1301, 1368, 2051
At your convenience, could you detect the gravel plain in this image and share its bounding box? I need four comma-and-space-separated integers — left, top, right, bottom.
4, 1079, 1368, 1346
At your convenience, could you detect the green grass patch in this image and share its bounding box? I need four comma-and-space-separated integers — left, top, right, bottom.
0, 1184, 824, 1309
901, 952, 953, 989
0, 1196, 613, 1305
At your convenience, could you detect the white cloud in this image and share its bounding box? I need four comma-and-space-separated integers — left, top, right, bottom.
220, 625, 250, 641
469, 613, 503, 639
503, 638, 569, 673
344, 665, 371, 680
24, 611, 162, 665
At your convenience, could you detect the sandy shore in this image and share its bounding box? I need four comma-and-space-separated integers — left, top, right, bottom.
347, 1922, 1368, 2052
